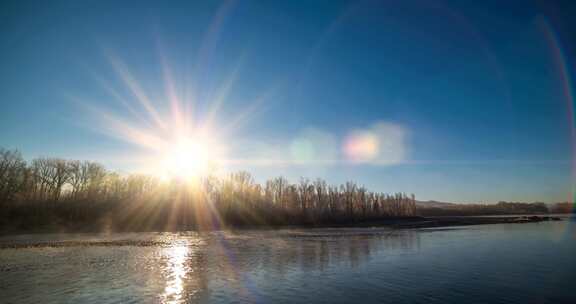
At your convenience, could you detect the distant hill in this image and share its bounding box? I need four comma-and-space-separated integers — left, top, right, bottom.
416, 200, 455, 208
415, 200, 566, 216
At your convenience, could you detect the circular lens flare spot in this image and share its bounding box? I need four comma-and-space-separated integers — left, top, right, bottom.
344, 132, 379, 162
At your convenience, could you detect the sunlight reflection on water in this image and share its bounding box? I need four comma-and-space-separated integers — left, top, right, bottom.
161, 245, 189, 304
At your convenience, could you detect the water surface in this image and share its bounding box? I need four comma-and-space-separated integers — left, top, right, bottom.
1, 217, 575, 303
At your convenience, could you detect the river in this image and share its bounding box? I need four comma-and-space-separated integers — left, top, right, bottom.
1, 216, 574, 303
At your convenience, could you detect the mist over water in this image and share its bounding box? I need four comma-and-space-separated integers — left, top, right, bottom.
1, 217, 575, 303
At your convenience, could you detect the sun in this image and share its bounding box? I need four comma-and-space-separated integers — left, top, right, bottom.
161, 138, 215, 180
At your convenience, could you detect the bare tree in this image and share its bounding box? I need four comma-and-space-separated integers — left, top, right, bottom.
1, 146, 423, 230
0, 148, 26, 203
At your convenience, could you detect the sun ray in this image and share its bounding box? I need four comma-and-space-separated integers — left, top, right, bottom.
219, 84, 281, 135
106, 52, 168, 130
203, 61, 243, 128
156, 43, 186, 135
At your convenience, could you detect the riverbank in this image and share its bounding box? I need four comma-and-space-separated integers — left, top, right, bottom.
391, 215, 563, 229
0, 215, 565, 236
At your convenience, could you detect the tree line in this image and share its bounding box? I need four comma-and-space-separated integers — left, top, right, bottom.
0, 147, 417, 232
416, 201, 562, 216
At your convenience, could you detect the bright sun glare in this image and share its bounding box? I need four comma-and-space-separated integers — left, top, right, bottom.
161, 138, 214, 180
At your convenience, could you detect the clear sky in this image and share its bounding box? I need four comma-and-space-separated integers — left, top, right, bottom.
1, 0, 575, 203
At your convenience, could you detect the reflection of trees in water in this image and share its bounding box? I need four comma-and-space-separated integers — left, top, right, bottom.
291, 230, 420, 271
156, 230, 419, 302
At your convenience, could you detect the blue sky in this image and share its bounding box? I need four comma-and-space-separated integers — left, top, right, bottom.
1, 0, 574, 203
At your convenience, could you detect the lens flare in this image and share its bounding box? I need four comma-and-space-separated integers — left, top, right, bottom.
540, 17, 576, 214
344, 132, 379, 163
343, 122, 407, 165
